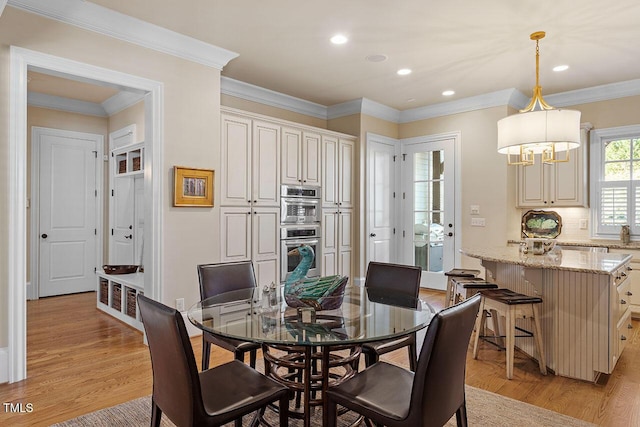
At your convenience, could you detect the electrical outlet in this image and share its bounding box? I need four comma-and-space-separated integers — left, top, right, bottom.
176, 298, 185, 312
471, 217, 486, 227
579, 219, 588, 229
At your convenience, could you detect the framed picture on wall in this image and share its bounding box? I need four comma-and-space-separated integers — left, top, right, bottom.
173, 166, 214, 207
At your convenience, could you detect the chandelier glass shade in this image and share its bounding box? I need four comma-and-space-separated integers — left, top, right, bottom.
497, 31, 581, 166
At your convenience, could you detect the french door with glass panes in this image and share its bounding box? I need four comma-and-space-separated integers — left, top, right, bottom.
401, 138, 456, 289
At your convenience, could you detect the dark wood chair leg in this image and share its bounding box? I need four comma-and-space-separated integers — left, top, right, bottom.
364, 351, 379, 368
278, 394, 289, 427
201, 339, 210, 371
325, 398, 338, 427
408, 339, 418, 372
249, 349, 257, 368
456, 400, 468, 427
150, 400, 162, 427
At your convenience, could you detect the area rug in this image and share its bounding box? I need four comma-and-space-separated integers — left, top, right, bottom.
52, 385, 594, 427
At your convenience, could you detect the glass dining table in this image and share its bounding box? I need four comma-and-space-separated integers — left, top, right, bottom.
187, 284, 435, 427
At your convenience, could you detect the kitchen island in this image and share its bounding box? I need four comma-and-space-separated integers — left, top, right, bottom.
461, 246, 633, 382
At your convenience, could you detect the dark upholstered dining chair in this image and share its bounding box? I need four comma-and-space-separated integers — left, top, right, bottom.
361, 261, 422, 371
137, 294, 289, 427
197, 261, 261, 370
326, 294, 481, 427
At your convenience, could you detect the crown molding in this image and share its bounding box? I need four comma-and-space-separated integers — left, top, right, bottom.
28, 91, 107, 117
399, 89, 527, 123
545, 79, 640, 108
0, 0, 8, 17
221, 76, 327, 119
102, 91, 145, 116
7, 0, 238, 70
326, 98, 402, 122
27, 89, 145, 117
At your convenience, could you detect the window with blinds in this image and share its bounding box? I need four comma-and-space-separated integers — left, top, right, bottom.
593, 131, 640, 237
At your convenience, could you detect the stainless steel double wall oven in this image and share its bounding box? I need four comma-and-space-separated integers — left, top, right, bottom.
280, 185, 321, 280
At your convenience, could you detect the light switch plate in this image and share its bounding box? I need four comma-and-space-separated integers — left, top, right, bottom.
470, 205, 480, 215
471, 217, 485, 227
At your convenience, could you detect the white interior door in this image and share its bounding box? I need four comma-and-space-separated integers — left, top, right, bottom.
401, 138, 456, 289
36, 127, 101, 297
367, 136, 398, 264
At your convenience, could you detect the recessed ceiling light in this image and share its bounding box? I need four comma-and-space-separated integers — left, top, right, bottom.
330, 34, 348, 45
366, 54, 388, 63
442, 90, 455, 96
397, 68, 412, 76
553, 65, 569, 72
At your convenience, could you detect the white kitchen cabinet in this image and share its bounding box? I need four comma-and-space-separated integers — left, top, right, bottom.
321, 136, 354, 209
516, 143, 587, 208
281, 127, 321, 186
221, 113, 280, 207
220, 206, 280, 287
609, 248, 640, 318
321, 208, 353, 279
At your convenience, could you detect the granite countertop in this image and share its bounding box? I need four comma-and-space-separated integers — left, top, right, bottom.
461, 246, 632, 274
507, 239, 640, 250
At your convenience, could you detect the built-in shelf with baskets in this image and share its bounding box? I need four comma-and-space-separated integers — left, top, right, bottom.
97, 269, 144, 331
113, 141, 144, 177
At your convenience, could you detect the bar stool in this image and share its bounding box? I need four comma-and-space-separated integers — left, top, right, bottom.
472, 288, 547, 379
451, 277, 498, 306
444, 268, 481, 307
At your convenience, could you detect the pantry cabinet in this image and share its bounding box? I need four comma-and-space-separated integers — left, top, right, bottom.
219, 207, 280, 288
321, 208, 353, 279
281, 127, 321, 186
220, 114, 280, 207
321, 136, 354, 209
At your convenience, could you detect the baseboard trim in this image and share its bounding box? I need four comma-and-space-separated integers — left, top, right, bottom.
0, 348, 9, 383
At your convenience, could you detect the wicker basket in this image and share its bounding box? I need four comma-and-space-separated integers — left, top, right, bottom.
118, 159, 127, 174
132, 157, 141, 171
99, 278, 109, 305
112, 283, 122, 311
126, 288, 137, 318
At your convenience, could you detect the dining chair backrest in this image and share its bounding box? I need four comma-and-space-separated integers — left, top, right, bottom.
409, 294, 481, 426
365, 261, 422, 298
137, 294, 205, 426
197, 261, 257, 300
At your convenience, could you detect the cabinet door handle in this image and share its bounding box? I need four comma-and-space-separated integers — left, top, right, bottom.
370, 233, 376, 237
621, 272, 627, 277
621, 299, 627, 305
125, 234, 132, 239
627, 291, 633, 296
621, 335, 627, 341
628, 324, 633, 329
41, 233, 48, 239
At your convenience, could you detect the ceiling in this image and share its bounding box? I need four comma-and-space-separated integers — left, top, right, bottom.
27, 1, 640, 111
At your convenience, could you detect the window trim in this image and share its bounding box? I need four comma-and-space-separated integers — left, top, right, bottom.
590, 124, 640, 239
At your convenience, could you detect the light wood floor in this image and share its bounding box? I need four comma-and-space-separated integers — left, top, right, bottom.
1, 289, 640, 426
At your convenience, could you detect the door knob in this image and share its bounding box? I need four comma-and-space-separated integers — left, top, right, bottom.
447, 232, 453, 237
41, 233, 48, 239
370, 233, 376, 237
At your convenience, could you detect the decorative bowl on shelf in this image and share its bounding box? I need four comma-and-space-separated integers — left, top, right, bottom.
102, 265, 139, 275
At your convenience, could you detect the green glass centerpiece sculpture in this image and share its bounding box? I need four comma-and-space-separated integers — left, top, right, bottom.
284, 245, 348, 310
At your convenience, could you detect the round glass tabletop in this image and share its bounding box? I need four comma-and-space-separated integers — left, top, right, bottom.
187, 285, 435, 346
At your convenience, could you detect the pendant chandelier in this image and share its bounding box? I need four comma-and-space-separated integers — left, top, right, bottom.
497, 31, 581, 166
